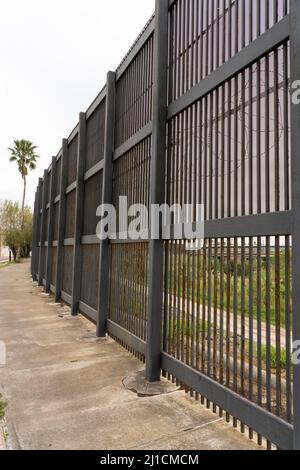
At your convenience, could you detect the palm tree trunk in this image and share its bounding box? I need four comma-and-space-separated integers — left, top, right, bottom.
16, 174, 27, 263
21, 175, 26, 229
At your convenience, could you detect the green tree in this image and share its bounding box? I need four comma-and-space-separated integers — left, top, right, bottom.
8, 140, 39, 227
0, 200, 33, 262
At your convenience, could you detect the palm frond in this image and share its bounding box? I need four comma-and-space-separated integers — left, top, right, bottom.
8, 139, 39, 176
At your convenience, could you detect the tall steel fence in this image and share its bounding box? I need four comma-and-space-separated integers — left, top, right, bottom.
32, 0, 300, 450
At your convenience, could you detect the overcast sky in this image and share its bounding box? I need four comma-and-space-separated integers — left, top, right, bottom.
0, 0, 154, 208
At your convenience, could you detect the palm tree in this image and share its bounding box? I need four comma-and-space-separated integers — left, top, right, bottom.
8, 140, 39, 227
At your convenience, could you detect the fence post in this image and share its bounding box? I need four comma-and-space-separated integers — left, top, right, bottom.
36, 178, 43, 281
71, 112, 87, 315
290, 0, 300, 450
145, 0, 169, 382
45, 157, 57, 293
38, 170, 48, 287
31, 189, 38, 281
55, 139, 68, 303
96, 71, 116, 337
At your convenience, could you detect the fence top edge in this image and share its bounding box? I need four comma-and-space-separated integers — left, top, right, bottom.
115, 13, 155, 81
38, 10, 156, 181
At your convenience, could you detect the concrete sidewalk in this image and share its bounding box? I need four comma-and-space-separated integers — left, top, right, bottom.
0, 261, 259, 450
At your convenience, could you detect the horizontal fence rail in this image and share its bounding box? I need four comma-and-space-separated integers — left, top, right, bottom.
32, 0, 300, 450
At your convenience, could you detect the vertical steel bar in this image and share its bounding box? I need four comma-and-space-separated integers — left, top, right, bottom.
97, 72, 116, 337
275, 236, 282, 418
38, 170, 48, 286
257, 236, 263, 441
55, 139, 68, 303
233, 236, 238, 429
146, 0, 169, 382
213, 238, 218, 383
207, 239, 212, 380
219, 237, 224, 386
36, 179, 43, 282
31, 189, 39, 281
45, 157, 57, 293
285, 235, 292, 423
225, 237, 231, 422
266, 235, 271, 414
202, 239, 207, 385
241, 239, 246, 392
248, 236, 254, 439
71, 112, 87, 315
227, 81, 232, 218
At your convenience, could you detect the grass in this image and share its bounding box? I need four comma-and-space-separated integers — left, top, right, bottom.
119, 248, 292, 328
260, 344, 289, 370
0, 261, 15, 270
166, 250, 292, 328
0, 395, 7, 420
165, 319, 291, 370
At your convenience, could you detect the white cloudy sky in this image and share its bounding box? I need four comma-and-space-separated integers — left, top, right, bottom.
0, 0, 154, 208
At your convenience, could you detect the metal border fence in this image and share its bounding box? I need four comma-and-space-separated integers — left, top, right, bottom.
32, 0, 300, 450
